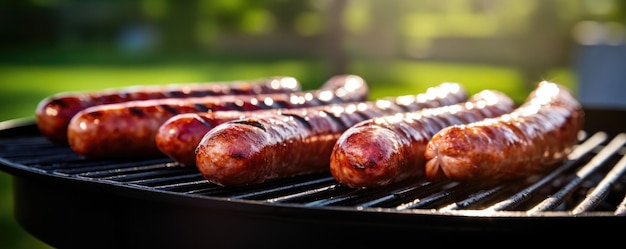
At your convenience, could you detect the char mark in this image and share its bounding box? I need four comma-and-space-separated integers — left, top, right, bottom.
282, 113, 313, 130
160, 104, 180, 115
194, 104, 211, 112
233, 119, 267, 132
224, 102, 246, 111
321, 111, 348, 130
50, 99, 69, 108
129, 107, 145, 118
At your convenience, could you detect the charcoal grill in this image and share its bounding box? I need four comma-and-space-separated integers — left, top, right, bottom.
1, 107, 626, 248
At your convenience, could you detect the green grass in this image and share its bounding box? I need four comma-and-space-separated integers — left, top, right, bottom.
0, 59, 575, 249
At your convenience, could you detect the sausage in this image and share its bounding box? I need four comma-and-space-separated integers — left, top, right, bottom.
195, 82, 469, 186
158, 82, 468, 167
156, 111, 248, 166
36, 76, 301, 145
329, 90, 516, 188
424, 81, 584, 181
67, 74, 368, 159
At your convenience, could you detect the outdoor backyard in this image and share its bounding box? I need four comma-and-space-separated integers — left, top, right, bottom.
0, 0, 620, 248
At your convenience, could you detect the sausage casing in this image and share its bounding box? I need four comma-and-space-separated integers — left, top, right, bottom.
195, 82, 469, 186
37, 76, 301, 144
157, 82, 468, 167
329, 90, 516, 188
424, 81, 584, 181
67, 74, 367, 159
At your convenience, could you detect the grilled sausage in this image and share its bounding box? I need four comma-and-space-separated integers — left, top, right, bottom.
157, 82, 468, 167
195, 82, 469, 186
329, 90, 516, 188
37, 76, 301, 145
67, 74, 368, 159
156, 111, 254, 166
424, 81, 584, 181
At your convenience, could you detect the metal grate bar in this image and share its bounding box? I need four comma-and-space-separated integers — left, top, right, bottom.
156, 179, 212, 192
73, 159, 178, 177
302, 187, 364, 207
439, 185, 507, 211
390, 181, 460, 210
527, 133, 626, 213
14, 152, 83, 167
572, 152, 626, 214
355, 181, 437, 208
126, 172, 204, 187
49, 158, 172, 175
267, 184, 339, 203
230, 176, 336, 200
322, 180, 437, 208
395, 183, 463, 210
615, 195, 626, 216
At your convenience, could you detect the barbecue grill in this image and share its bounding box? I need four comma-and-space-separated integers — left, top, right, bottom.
1, 107, 625, 248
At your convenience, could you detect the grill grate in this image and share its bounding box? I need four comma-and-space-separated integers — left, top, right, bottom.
1, 124, 626, 217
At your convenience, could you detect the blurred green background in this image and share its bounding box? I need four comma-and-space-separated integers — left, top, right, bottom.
1, 0, 624, 248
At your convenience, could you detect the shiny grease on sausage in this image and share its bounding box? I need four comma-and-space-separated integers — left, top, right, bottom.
67, 74, 368, 159
37, 76, 301, 145
424, 81, 584, 182
157, 82, 468, 167
329, 90, 515, 188
195, 82, 469, 186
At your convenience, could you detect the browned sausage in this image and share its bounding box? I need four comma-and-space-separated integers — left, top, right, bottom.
156, 111, 249, 166
67, 74, 368, 159
195, 82, 469, 186
424, 81, 584, 181
37, 76, 301, 145
157, 82, 468, 167
329, 90, 516, 188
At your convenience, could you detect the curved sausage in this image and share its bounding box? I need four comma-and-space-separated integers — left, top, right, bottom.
329, 90, 516, 188
37, 76, 301, 144
424, 81, 584, 181
195, 82, 469, 186
158, 82, 468, 167
67, 74, 368, 159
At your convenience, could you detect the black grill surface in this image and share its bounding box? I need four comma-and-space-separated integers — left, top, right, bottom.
2, 122, 626, 216
1, 110, 626, 248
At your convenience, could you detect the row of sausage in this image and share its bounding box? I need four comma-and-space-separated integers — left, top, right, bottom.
35, 74, 584, 188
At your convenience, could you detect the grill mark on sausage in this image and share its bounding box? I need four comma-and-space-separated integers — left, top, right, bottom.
229, 89, 247, 95
194, 103, 211, 112
224, 102, 246, 111
394, 104, 413, 112
129, 107, 145, 118
269, 100, 288, 109
49, 98, 69, 108
160, 104, 180, 115
354, 110, 376, 120
193, 114, 214, 127
321, 111, 348, 130
320, 96, 341, 105
253, 102, 270, 110
164, 91, 184, 98
232, 119, 267, 132
85, 111, 103, 118
282, 113, 313, 130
